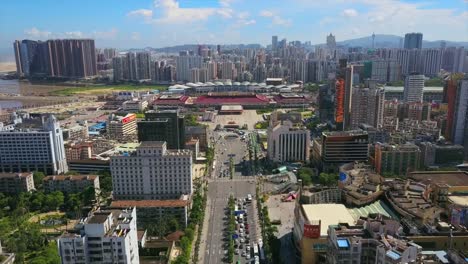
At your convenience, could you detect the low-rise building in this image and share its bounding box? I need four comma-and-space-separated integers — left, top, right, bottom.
62, 124, 89, 141
339, 162, 384, 206
107, 113, 137, 141
123, 100, 148, 112
64, 141, 93, 161
0, 172, 35, 194
385, 179, 443, 225
327, 218, 421, 264
67, 159, 110, 174
110, 196, 190, 228
300, 187, 342, 204
293, 203, 355, 264
185, 138, 199, 160
419, 142, 465, 168
57, 207, 139, 264
185, 126, 208, 151
43, 175, 100, 194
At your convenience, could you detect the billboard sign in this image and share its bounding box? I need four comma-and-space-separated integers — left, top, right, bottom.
122, 114, 136, 124
303, 223, 321, 238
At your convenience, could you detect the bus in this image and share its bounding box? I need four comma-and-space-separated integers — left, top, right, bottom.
253, 243, 259, 256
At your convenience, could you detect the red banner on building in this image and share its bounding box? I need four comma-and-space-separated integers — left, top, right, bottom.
303, 223, 320, 238
122, 114, 136, 124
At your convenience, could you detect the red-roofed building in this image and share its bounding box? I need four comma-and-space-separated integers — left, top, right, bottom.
152, 95, 191, 107
194, 93, 271, 108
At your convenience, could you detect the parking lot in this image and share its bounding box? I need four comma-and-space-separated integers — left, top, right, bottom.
231, 195, 261, 264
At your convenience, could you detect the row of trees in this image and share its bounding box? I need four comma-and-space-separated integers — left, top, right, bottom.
256, 187, 280, 263
172, 183, 207, 264
227, 195, 236, 263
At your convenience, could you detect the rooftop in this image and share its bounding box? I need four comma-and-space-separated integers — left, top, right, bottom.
0, 172, 32, 179
111, 199, 190, 208
43, 175, 98, 181
139, 141, 167, 148
409, 171, 468, 187
302, 204, 355, 236
87, 213, 110, 224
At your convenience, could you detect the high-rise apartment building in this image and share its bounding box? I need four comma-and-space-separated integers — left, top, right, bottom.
267, 120, 310, 163
175, 54, 202, 82
350, 83, 385, 129
137, 110, 185, 149
58, 207, 140, 264
0, 115, 68, 175
136, 52, 152, 80
404, 73, 424, 102
404, 33, 423, 49
373, 142, 421, 176
190, 68, 200, 83
450, 79, 468, 155
13, 39, 97, 78
111, 141, 192, 200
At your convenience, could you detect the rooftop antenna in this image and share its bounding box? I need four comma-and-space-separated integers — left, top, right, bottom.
372, 32, 376, 49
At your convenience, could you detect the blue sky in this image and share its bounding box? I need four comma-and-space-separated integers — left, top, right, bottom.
0, 0, 467, 52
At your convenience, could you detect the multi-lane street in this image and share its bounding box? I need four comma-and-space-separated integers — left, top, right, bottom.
200, 130, 262, 264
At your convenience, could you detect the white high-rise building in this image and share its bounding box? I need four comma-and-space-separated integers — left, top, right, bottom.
111, 141, 192, 200
0, 114, 68, 175
175, 55, 202, 82
267, 120, 310, 162
190, 68, 200, 83
58, 207, 140, 264
221, 61, 235, 80
404, 74, 425, 102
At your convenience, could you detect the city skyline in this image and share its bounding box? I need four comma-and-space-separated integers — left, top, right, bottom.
1, 0, 467, 54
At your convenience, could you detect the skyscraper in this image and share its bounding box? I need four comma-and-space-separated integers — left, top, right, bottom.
350, 82, 385, 129
327, 33, 336, 50
404, 32, 423, 49
272, 35, 278, 50
137, 110, 186, 149
404, 73, 425, 102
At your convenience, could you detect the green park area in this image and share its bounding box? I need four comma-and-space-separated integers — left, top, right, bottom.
49, 84, 168, 96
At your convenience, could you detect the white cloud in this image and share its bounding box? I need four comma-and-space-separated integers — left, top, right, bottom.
93, 28, 119, 40
238, 11, 249, 20
131, 32, 141, 41
342, 8, 358, 17
150, 0, 233, 24
259, 10, 274, 17
272, 16, 291, 26
259, 10, 291, 26
24, 27, 52, 39
127, 9, 153, 18
64, 31, 84, 38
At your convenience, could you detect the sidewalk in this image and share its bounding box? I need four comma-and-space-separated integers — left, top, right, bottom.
197, 197, 212, 264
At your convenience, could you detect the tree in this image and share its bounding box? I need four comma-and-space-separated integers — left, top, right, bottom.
44, 192, 64, 211
33, 171, 45, 188
319, 173, 338, 186
297, 167, 314, 186
97, 171, 112, 194
64, 171, 80, 175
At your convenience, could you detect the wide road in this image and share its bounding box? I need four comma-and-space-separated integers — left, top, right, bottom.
200, 130, 261, 264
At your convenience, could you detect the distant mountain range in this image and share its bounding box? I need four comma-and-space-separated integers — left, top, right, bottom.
336, 34, 468, 49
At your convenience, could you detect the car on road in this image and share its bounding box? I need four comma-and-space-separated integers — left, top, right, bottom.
245, 224, 249, 229
246, 245, 251, 252
247, 194, 252, 201
235, 249, 239, 255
